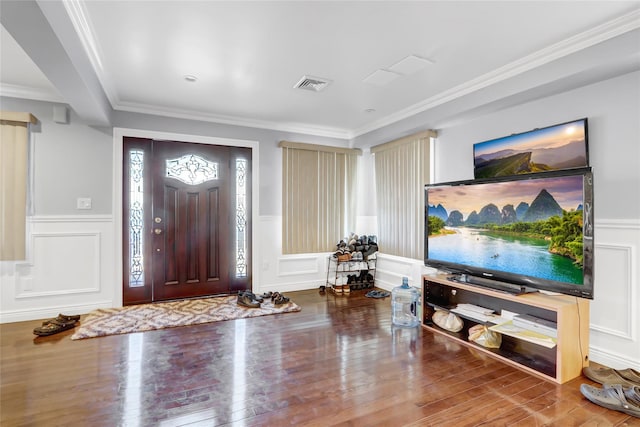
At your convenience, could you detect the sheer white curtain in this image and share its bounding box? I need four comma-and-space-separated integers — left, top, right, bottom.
280, 141, 360, 254
372, 130, 436, 259
0, 112, 37, 261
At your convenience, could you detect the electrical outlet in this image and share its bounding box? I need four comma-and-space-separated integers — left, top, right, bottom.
77, 197, 92, 210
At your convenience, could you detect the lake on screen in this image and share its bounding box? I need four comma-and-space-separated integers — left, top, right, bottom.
428, 227, 583, 284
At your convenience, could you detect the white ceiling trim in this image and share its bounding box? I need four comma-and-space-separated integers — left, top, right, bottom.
352, 9, 640, 138
0, 83, 64, 103
116, 101, 352, 140
63, 0, 120, 107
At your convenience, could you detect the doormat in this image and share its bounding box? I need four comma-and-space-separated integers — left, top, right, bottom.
70, 295, 301, 340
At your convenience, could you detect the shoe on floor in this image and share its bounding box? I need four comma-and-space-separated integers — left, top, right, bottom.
365, 290, 390, 298
42, 313, 80, 326
273, 293, 290, 305
580, 383, 640, 418
583, 366, 640, 387
33, 319, 76, 337
237, 293, 260, 308
604, 384, 640, 407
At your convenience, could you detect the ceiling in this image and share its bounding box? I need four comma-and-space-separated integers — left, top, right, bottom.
1, 1, 639, 140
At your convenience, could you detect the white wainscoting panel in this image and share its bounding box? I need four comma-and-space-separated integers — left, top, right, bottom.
588, 219, 639, 370
16, 232, 101, 298
277, 256, 320, 276
0, 215, 115, 323
256, 216, 330, 293
590, 243, 633, 339
374, 253, 435, 291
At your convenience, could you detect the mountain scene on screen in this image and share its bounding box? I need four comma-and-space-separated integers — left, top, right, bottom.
428, 188, 570, 227
474, 140, 586, 178
427, 186, 585, 272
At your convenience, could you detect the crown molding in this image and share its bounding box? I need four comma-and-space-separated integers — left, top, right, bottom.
351, 9, 640, 139
0, 84, 64, 103
62, 0, 120, 108
116, 101, 352, 140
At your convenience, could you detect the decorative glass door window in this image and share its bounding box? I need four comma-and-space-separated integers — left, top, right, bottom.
129, 150, 145, 287
166, 154, 218, 185
235, 159, 248, 277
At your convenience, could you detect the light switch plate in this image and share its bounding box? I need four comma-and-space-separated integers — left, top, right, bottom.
77, 197, 92, 210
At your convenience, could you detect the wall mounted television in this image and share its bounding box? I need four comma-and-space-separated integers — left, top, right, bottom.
473, 118, 589, 179
424, 168, 594, 299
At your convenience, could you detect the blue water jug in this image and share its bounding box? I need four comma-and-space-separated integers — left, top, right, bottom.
392, 277, 420, 327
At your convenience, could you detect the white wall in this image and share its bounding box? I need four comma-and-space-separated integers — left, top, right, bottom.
0, 98, 113, 215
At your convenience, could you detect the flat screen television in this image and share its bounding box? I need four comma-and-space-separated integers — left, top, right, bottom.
424, 168, 594, 299
473, 118, 589, 179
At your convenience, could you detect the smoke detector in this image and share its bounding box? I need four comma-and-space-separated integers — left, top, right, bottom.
294, 75, 331, 92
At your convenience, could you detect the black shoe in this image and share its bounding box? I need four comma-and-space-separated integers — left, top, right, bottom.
240, 290, 263, 303
237, 292, 260, 308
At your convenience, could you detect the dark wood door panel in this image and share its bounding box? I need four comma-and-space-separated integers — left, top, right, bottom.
152, 140, 231, 301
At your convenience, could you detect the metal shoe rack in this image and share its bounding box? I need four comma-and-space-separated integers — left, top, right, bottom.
326, 255, 376, 293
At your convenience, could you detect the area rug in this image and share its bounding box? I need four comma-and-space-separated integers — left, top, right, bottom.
71, 295, 301, 340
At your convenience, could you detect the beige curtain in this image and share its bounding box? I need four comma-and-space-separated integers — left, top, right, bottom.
280, 141, 360, 254
372, 130, 436, 259
0, 112, 37, 261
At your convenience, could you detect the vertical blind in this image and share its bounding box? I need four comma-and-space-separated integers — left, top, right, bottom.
280, 141, 360, 254
0, 112, 37, 261
371, 130, 436, 260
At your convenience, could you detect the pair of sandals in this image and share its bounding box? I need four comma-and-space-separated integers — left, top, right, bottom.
581, 367, 640, 418
269, 291, 290, 306
581, 383, 640, 418
33, 313, 81, 337
365, 290, 390, 299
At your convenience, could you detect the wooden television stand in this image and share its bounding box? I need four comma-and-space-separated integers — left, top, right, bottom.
422, 273, 590, 384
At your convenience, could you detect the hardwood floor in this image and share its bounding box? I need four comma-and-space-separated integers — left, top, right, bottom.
1, 289, 638, 426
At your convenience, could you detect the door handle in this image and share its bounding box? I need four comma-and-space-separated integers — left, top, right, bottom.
154, 228, 162, 234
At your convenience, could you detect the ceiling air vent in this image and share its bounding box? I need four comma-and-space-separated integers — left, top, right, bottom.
294, 75, 331, 92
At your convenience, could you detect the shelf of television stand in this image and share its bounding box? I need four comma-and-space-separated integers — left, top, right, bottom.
422, 273, 590, 384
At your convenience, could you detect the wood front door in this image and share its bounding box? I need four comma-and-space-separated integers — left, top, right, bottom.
122, 137, 252, 305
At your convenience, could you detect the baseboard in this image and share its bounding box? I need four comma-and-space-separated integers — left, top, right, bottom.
257, 279, 323, 294
0, 300, 113, 324
588, 346, 640, 371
